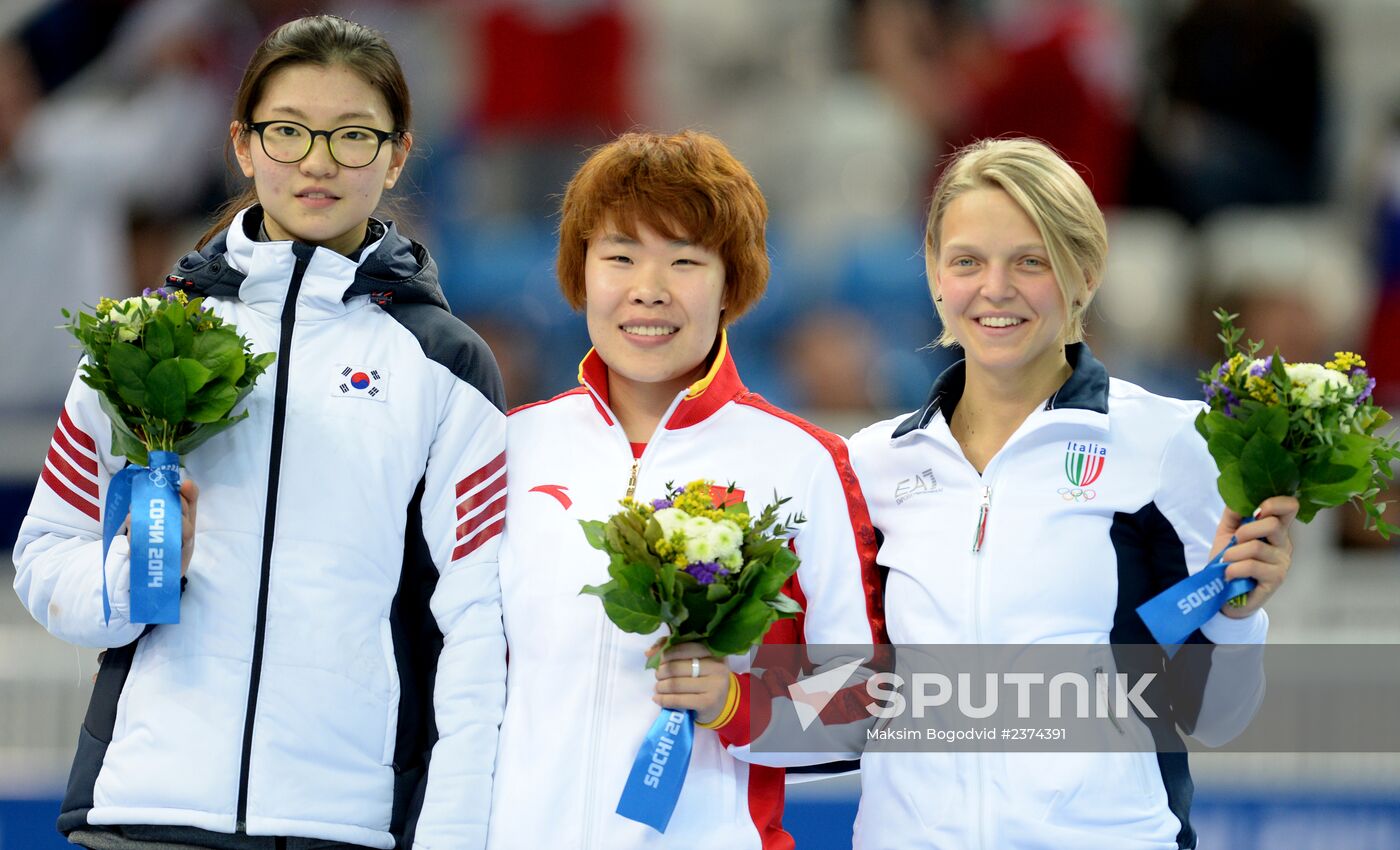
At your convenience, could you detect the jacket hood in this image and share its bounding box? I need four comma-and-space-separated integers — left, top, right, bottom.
164, 205, 450, 310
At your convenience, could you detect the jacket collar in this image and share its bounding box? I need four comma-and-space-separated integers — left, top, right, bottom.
164, 205, 450, 317
892, 342, 1111, 438
577, 329, 747, 431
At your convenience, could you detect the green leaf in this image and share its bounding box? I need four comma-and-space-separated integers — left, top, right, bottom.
1239, 432, 1301, 508
705, 593, 746, 633
1331, 433, 1377, 469
143, 316, 174, 361
248, 351, 277, 376
769, 592, 803, 615
191, 328, 242, 379
1216, 463, 1253, 517
1206, 430, 1247, 470
108, 342, 153, 407
615, 513, 657, 565
1244, 405, 1289, 444
144, 359, 189, 423
600, 590, 663, 634
708, 595, 779, 656
580, 520, 608, 551
609, 556, 656, 594
172, 320, 194, 357
95, 393, 149, 465
175, 358, 214, 395
1300, 459, 1364, 487
187, 379, 238, 423
1299, 466, 1372, 509
172, 413, 247, 455
1199, 409, 1247, 440
705, 582, 733, 602
580, 579, 618, 598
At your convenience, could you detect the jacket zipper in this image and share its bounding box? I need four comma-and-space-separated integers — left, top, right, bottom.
235, 247, 311, 830
583, 453, 642, 848
971, 485, 991, 553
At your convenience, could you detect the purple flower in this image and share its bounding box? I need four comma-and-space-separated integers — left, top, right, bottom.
1248, 356, 1279, 378
1357, 377, 1376, 405
1204, 380, 1241, 416
142, 287, 153, 297
684, 562, 729, 585
1219, 386, 1241, 418
651, 498, 673, 511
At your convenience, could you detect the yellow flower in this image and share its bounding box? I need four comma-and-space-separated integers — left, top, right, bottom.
1225, 352, 1248, 379
1244, 375, 1278, 404
1325, 352, 1365, 372
96, 297, 118, 316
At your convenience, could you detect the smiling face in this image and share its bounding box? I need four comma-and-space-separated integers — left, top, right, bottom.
933, 187, 1071, 378
584, 218, 727, 403
233, 62, 410, 256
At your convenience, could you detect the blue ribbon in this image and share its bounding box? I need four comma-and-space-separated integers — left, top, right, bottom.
101, 451, 181, 625
615, 708, 694, 833
1137, 523, 1257, 653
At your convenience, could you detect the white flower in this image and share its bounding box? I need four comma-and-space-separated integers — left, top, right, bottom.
653, 508, 690, 539
682, 516, 717, 562
116, 325, 140, 342
708, 519, 743, 560
1285, 363, 1351, 407
719, 550, 743, 572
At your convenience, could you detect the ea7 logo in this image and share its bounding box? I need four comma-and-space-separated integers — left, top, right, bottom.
895, 468, 941, 504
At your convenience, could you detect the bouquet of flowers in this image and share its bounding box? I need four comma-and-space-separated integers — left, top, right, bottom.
63, 288, 275, 466
1196, 310, 1397, 537
62, 287, 274, 623
1138, 310, 1397, 645
580, 479, 805, 667
578, 479, 804, 831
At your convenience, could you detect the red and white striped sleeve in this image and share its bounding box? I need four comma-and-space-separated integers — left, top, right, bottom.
415, 371, 507, 850
13, 369, 146, 648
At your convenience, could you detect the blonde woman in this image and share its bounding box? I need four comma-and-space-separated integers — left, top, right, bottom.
848, 138, 1298, 850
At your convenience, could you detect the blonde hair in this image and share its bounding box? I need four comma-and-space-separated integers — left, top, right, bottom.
924, 138, 1107, 347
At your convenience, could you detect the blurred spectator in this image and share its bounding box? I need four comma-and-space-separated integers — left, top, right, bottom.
0, 0, 229, 414
1199, 208, 1369, 369
456, 0, 634, 222
780, 307, 888, 411
1128, 0, 1327, 222
851, 0, 1133, 205
1364, 103, 1400, 410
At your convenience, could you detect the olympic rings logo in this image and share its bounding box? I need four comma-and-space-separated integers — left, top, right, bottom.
1058, 487, 1096, 502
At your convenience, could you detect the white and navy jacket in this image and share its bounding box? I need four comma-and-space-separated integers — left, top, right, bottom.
13, 207, 508, 850
848, 344, 1267, 850
487, 334, 885, 850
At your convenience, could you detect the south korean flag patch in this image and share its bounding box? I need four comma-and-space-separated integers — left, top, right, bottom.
332, 365, 389, 402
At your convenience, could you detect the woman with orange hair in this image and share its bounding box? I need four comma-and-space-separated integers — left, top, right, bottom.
485, 130, 884, 849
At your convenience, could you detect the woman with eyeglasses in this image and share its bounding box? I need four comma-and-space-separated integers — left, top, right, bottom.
14, 15, 506, 850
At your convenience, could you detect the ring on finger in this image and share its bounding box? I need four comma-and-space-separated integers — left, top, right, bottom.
690, 658, 701, 678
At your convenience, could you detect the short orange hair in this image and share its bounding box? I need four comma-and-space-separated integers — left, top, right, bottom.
556, 130, 770, 323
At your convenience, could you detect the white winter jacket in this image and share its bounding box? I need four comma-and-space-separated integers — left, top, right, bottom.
14, 207, 508, 850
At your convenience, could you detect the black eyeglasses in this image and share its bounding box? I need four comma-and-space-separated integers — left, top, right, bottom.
246, 120, 401, 169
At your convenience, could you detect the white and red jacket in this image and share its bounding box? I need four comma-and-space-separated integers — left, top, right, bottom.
13, 207, 508, 850
487, 333, 884, 850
